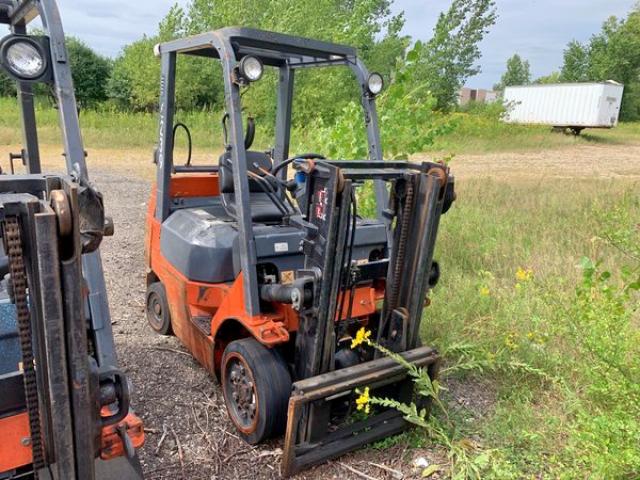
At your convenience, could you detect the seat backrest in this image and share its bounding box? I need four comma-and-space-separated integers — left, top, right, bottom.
219, 151, 273, 194
218, 151, 284, 224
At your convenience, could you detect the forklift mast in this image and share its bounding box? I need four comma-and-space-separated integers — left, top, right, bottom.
0, 1, 144, 478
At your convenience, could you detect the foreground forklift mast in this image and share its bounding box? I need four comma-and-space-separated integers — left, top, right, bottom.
0, 1, 144, 479
147, 28, 454, 476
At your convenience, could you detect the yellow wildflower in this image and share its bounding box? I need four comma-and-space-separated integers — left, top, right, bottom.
516, 267, 534, 282
355, 387, 371, 414
479, 286, 491, 297
504, 332, 519, 351
351, 327, 372, 349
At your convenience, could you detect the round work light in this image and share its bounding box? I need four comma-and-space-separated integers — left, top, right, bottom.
367, 72, 384, 96
239, 56, 264, 82
0, 36, 48, 81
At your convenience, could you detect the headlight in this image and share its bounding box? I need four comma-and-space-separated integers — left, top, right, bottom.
239, 56, 263, 82
367, 72, 384, 96
0, 35, 48, 81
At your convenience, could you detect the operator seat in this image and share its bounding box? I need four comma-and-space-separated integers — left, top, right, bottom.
218, 151, 284, 224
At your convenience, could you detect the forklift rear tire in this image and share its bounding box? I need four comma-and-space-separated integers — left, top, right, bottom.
221, 338, 291, 444
146, 282, 173, 335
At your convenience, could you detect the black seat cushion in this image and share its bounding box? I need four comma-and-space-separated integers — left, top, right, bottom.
218, 151, 284, 223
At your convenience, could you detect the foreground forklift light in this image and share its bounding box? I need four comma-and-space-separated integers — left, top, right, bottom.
0, 36, 47, 80
367, 72, 384, 95
239, 55, 264, 82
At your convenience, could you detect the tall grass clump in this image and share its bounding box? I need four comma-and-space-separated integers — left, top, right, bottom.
421, 181, 640, 478
353, 181, 639, 478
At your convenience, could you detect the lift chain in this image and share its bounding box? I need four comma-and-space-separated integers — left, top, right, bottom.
387, 180, 414, 313
4, 216, 45, 476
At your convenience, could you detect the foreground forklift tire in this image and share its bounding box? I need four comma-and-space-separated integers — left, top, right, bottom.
146, 282, 173, 335
221, 338, 291, 444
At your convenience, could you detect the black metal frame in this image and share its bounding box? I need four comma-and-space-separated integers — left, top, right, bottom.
0, 0, 119, 372
0, 178, 97, 478
278, 158, 450, 475
154, 27, 387, 315
0, 2, 142, 478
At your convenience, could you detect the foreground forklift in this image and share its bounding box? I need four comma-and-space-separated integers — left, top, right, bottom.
0, 1, 144, 478
146, 28, 454, 476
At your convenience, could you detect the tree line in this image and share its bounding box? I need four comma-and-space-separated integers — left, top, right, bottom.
1, 1, 637, 121
495, 5, 640, 120
105, 0, 497, 124
1, 0, 497, 126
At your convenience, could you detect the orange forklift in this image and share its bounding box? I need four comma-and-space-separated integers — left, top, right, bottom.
0, 1, 144, 478
145, 28, 454, 475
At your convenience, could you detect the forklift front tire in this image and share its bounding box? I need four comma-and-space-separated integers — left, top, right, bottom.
146, 282, 173, 335
221, 338, 291, 444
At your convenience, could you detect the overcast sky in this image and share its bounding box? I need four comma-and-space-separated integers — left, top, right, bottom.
5, 0, 637, 88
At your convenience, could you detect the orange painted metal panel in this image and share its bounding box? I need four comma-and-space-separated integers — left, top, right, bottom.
145, 180, 384, 376
100, 411, 145, 461
0, 412, 32, 472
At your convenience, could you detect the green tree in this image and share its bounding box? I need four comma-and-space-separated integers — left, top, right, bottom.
415, 0, 497, 110
494, 54, 531, 91
534, 71, 560, 84
111, 0, 406, 119
559, 40, 589, 82
66, 37, 112, 107
107, 6, 222, 111
108, 36, 162, 111
0, 71, 15, 97
587, 10, 640, 120
557, 6, 640, 120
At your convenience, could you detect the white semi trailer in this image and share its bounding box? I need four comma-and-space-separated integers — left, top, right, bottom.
502, 81, 624, 134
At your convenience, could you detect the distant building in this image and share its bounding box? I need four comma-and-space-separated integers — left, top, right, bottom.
458, 87, 498, 105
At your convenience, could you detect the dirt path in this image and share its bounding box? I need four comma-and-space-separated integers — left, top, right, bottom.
418, 142, 640, 181
3, 140, 640, 182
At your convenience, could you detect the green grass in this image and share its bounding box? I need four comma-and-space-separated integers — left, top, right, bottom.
1, 95, 639, 478
0, 97, 224, 151
423, 178, 640, 478
0, 97, 637, 154
428, 107, 640, 155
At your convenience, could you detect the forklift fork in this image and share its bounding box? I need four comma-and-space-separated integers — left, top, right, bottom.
282, 346, 440, 476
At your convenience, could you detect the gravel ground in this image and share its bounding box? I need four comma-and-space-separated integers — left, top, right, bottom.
92, 169, 458, 480
0, 137, 635, 478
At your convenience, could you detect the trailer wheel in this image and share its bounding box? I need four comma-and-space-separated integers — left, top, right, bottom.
146, 282, 173, 335
221, 338, 291, 444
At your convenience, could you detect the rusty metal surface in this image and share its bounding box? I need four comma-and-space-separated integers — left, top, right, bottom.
3, 216, 45, 476
282, 346, 439, 476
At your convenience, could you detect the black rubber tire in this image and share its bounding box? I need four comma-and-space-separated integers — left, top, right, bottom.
145, 282, 173, 335
221, 338, 291, 444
